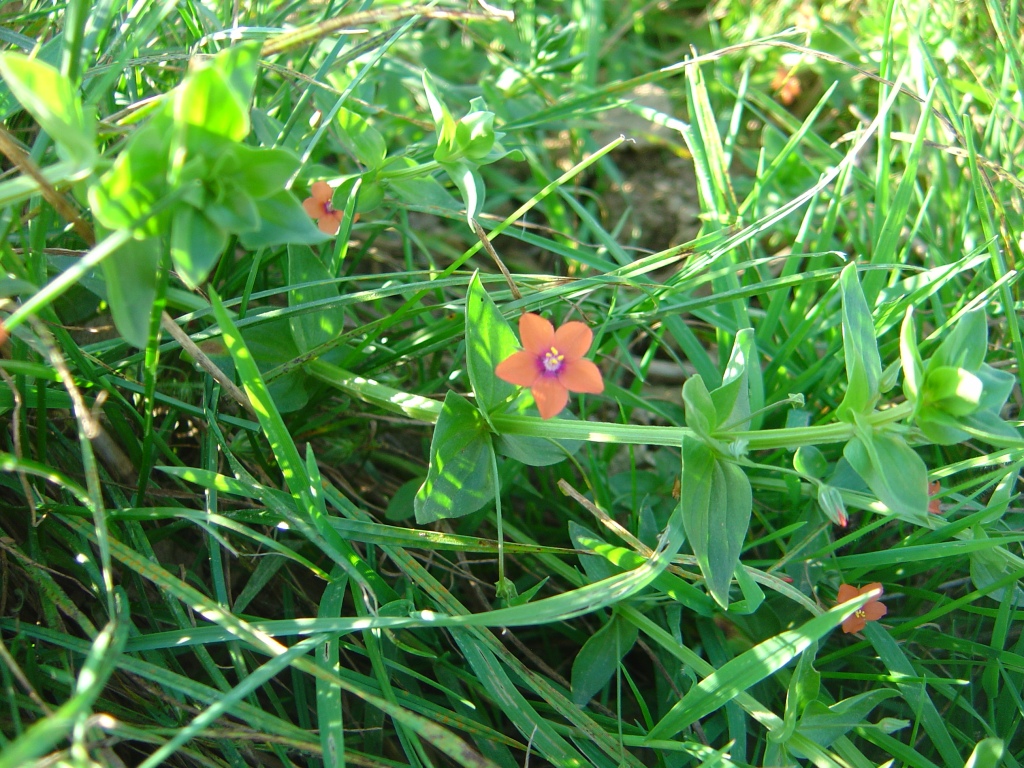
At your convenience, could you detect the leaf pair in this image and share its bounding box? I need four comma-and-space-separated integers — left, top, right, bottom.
680, 329, 759, 608
86, 43, 327, 346
414, 275, 579, 523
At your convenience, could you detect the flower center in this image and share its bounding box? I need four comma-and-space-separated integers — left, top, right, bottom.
542, 346, 564, 373
855, 609, 866, 618
322, 201, 336, 215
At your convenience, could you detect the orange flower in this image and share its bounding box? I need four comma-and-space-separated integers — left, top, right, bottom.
495, 313, 604, 419
302, 181, 344, 235
837, 582, 887, 634
928, 480, 942, 514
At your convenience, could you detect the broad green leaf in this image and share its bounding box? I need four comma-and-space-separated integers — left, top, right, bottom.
569, 521, 617, 582
900, 307, 924, 401
0, 52, 95, 164
923, 366, 983, 416
240, 189, 331, 249
101, 236, 161, 349
793, 446, 827, 479
465, 272, 517, 414
930, 309, 987, 372
773, 643, 821, 746
211, 41, 260, 111
490, 384, 583, 463
170, 206, 228, 289
287, 244, 345, 354
969, 542, 1024, 607
836, 263, 882, 421
645, 593, 878, 741
389, 174, 461, 210
964, 738, 1005, 768
682, 374, 717, 440
681, 435, 752, 608
843, 428, 929, 522
792, 689, 901, 753
710, 328, 756, 431
454, 102, 497, 161
415, 392, 495, 523
571, 613, 638, 705
441, 159, 485, 223
223, 145, 300, 200
335, 107, 388, 169
174, 65, 248, 143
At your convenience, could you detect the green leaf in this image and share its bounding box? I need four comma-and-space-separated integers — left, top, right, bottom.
645, 594, 876, 741
441, 160, 485, 224
388, 174, 461, 210
570, 613, 638, 705
793, 689, 901, 753
0, 52, 95, 164
682, 375, 717, 440
173, 65, 248, 143
836, 263, 882, 421
710, 328, 756, 431
240, 190, 331, 249
930, 309, 987, 372
415, 392, 495, 523
969, 541, 1024, 607
288, 244, 345, 354
793, 446, 827, 479
211, 42, 260, 112
493, 430, 579, 466
101, 236, 161, 349
88, 121, 169, 234
464, 272, 517, 415
454, 103, 498, 161
223, 145, 300, 200
335, 107, 388, 169
923, 366, 983, 416
900, 307, 924, 402
681, 435, 752, 608
964, 738, 1005, 768
169, 206, 228, 289
843, 427, 928, 522
774, 643, 821, 746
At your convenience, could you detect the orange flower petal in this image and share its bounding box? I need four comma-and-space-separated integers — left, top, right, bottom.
496, 351, 541, 387
559, 358, 604, 394
311, 180, 333, 203
531, 376, 569, 419
519, 313, 555, 355
860, 582, 883, 597
836, 584, 859, 604
842, 615, 866, 634
553, 321, 593, 359
317, 214, 341, 235
862, 601, 887, 621
302, 197, 324, 218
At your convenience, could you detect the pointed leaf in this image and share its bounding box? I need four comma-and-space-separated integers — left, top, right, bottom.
681, 435, 752, 608
415, 392, 495, 523
836, 263, 882, 421
465, 272, 517, 413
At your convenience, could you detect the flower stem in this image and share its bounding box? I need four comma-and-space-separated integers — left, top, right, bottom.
308, 359, 915, 450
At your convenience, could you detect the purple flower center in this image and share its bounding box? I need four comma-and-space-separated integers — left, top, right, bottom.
542, 346, 564, 374
321, 200, 336, 215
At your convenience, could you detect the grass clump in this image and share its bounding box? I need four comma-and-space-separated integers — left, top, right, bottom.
0, 1, 1022, 766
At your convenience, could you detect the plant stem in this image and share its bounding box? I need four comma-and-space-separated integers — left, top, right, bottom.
308, 359, 916, 449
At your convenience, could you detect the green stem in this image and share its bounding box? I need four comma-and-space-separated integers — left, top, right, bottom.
308, 359, 915, 450
379, 160, 441, 181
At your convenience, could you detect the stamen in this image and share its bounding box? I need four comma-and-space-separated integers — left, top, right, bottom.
543, 346, 564, 373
